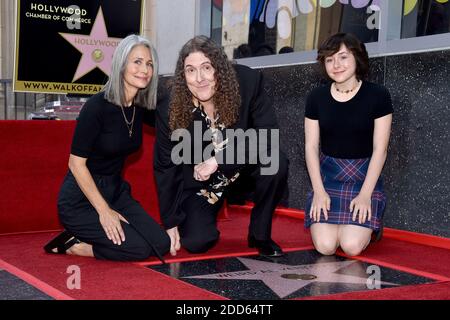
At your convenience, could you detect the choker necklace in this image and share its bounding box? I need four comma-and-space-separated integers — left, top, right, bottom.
120, 104, 136, 138
334, 80, 361, 94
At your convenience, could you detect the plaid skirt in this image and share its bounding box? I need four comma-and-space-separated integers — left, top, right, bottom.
305, 154, 386, 231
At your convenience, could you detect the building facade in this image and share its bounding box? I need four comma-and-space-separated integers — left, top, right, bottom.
1, 0, 449, 237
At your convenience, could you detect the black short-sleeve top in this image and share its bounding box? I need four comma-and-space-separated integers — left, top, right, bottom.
304, 81, 393, 159
70, 92, 145, 176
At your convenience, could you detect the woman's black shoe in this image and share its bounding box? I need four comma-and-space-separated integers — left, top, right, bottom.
248, 235, 284, 257
44, 230, 80, 254
371, 222, 384, 243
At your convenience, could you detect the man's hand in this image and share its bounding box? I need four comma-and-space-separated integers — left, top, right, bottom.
193, 157, 218, 181
166, 226, 181, 256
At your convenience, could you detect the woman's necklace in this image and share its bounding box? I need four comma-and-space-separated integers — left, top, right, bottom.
334, 80, 361, 94
120, 104, 136, 138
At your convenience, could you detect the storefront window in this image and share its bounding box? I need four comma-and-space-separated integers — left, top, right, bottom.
401, 0, 450, 38
210, 0, 381, 59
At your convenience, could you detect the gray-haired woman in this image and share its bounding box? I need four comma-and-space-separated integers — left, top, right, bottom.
44, 34, 170, 261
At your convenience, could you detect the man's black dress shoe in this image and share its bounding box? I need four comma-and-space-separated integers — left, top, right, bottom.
248, 235, 284, 257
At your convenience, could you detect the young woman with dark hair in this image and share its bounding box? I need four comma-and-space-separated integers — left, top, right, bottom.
304, 33, 393, 256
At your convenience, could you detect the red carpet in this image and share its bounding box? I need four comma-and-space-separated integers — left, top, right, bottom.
0, 210, 310, 300
0, 209, 449, 300
1, 121, 448, 301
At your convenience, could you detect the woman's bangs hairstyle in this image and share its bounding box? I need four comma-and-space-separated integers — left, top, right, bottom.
169, 35, 240, 131
103, 34, 159, 110
317, 33, 369, 81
